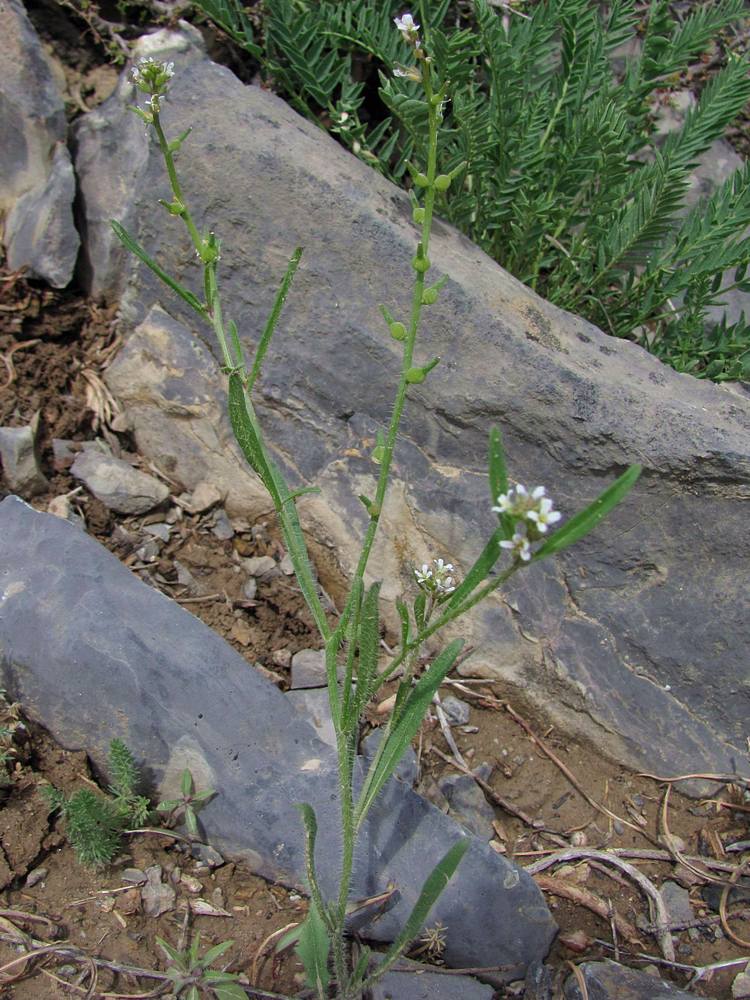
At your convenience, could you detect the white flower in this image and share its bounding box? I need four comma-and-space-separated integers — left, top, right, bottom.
500, 524, 532, 563
131, 57, 175, 97
394, 12, 420, 36
393, 64, 421, 81
527, 496, 562, 534
415, 557, 456, 596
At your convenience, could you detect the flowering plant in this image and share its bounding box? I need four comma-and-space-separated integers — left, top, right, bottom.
114, 17, 640, 998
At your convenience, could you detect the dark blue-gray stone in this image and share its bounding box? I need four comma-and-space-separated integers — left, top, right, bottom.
564, 961, 696, 999
0, 496, 555, 978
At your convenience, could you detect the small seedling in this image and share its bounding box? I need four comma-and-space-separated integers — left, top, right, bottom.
157, 768, 215, 837
157, 932, 246, 1000
44, 738, 150, 868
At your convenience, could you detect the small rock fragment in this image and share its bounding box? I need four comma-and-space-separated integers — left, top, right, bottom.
144, 522, 171, 542
211, 508, 234, 540
190, 481, 222, 513
190, 897, 231, 917
242, 555, 277, 578
25, 866, 47, 888
190, 843, 224, 868
71, 450, 168, 515
174, 559, 200, 595
121, 868, 146, 884
230, 619, 253, 647
272, 648, 292, 669
116, 887, 141, 915
441, 695, 470, 726
661, 880, 694, 926
280, 552, 294, 575
242, 577, 258, 601
438, 771, 494, 839
290, 648, 327, 689
47, 493, 85, 529
732, 970, 750, 998
141, 865, 176, 917
0, 415, 48, 496
180, 873, 203, 894
51, 438, 77, 471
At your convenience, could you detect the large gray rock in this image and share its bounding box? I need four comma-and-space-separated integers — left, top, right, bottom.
70, 448, 169, 514
74, 45, 750, 780
0, 496, 555, 979
564, 960, 695, 999
0, 0, 78, 286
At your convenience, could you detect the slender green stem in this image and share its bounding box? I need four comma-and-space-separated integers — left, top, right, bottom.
338, 61, 440, 630
152, 112, 204, 257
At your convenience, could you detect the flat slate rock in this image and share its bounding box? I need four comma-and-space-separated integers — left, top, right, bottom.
73, 38, 750, 781
71, 449, 169, 514
372, 965, 494, 999
0, 0, 79, 286
564, 961, 695, 999
0, 496, 555, 979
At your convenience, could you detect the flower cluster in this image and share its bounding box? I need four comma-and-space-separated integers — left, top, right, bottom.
414, 558, 456, 598
131, 56, 174, 99
393, 11, 424, 80
493, 484, 562, 563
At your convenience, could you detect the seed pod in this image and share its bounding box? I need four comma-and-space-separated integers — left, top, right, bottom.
413, 206, 425, 224
411, 255, 431, 273
434, 174, 451, 192
390, 321, 407, 341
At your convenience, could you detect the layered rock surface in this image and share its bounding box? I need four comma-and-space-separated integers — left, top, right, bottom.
70, 39, 750, 780
0, 495, 555, 979
0, 0, 78, 286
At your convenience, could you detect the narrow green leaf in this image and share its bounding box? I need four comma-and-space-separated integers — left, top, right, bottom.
487, 426, 509, 506
110, 221, 206, 316
210, 981, 248, 1000
356, 639, 464, 825
444, 529, 503, 611
370, 839, 469, 979
246, 247, 302, 394
227, 375, 329, 639
413, 591, 427, 631
295, 898, 330, 996
155, 936, 184, 965
533, 465, 642, 560
180, 769, 193, 797
275, 923, 303, 953
395, 599, 410, 649
201, 940, 234, 966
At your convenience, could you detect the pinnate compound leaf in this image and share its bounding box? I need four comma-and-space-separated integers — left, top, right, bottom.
533, 464, 641, 560
295, 898, 330, 995
356, 639, 464, 825
110, 221, 206, 316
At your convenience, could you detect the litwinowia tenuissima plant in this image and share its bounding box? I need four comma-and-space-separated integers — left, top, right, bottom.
115, 20, 641, 999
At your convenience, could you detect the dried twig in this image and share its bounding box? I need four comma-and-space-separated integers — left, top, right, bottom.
432, 692, 467, 768
720, 857, 750, 949
1, 339, 40, 389
534, 875, 642, 946
659, 785, 728, 885
525, 847, 675, 961
566, 960, 590, 999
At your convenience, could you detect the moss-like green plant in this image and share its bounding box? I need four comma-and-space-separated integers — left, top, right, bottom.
44, 739, 150, 868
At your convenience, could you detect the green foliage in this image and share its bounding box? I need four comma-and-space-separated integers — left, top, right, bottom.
44, 739, 150, 868
157, 932, 246, 999
156, 767, 216, 838
194, 0, 750, 381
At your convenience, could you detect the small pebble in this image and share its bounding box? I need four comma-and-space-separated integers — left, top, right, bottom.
441, 695, 470, 726
243, 555, 277, 577
144, 522, 171, 542
211, 509, 235, 540
25, 866, 47, 888
243, 577, 258, 601
121, 868, 146, 884
190, 481, 222, 513
280, 553, 294, 575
